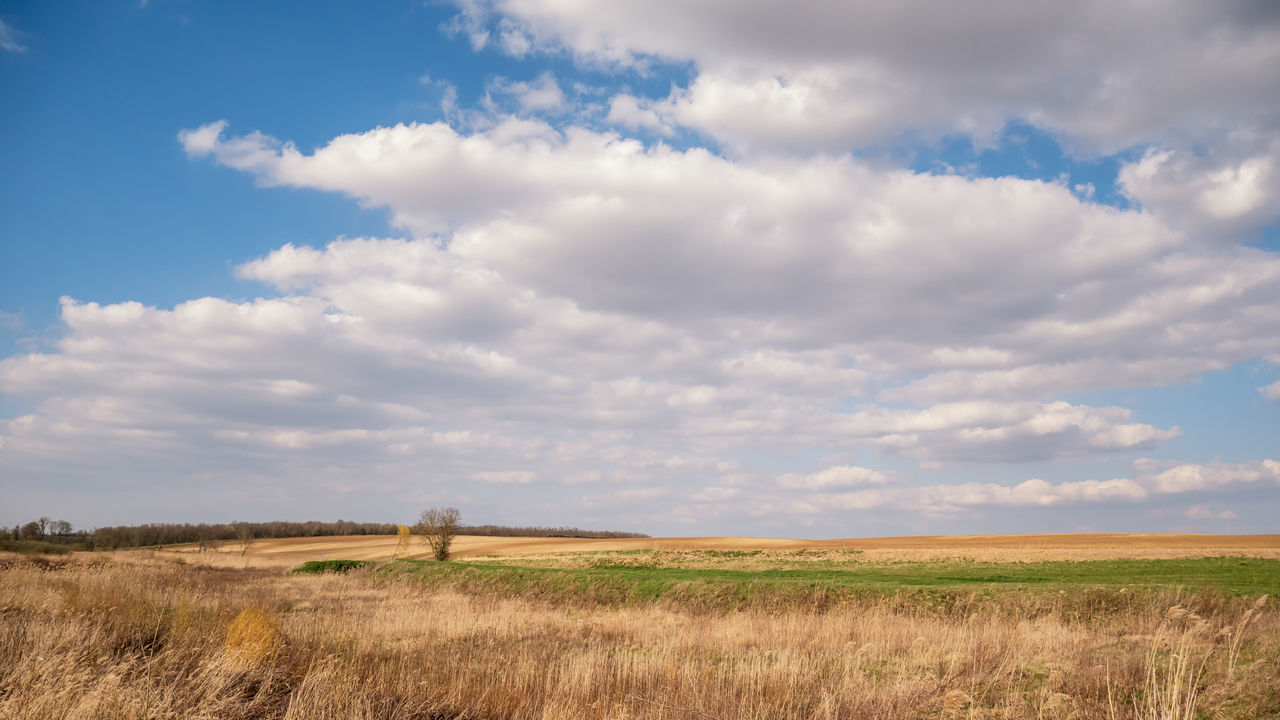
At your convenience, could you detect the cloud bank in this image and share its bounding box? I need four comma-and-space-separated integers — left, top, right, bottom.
4, 1, 1280, 532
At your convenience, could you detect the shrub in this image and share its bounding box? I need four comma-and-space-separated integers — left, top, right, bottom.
292, 560, 372, 574
0, 539, 74, 555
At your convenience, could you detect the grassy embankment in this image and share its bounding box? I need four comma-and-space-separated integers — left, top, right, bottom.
1, 548, 1277, 719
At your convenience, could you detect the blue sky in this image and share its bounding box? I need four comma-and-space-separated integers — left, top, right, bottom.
2, 1, 1279, 536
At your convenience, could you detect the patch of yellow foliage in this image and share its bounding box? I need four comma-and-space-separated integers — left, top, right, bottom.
224, 606, 281, 667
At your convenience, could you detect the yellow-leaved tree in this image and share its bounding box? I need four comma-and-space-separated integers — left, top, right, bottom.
392, 524, 412, 560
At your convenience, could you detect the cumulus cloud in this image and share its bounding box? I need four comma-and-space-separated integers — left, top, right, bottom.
445, 1, 1280, 246
837, 401, 1177, 463
811, 477, 1149, 514
172, 120, 1280, 393
1119, 137, 1280, 242
605, 94, 669, 134
450, 1, 1280, 155
771, 458, 1279, 517
1260, 380, 1280, 400
1135, 459, 1280, 494
11, 0, 1280, 530
8, 112, 1280, 526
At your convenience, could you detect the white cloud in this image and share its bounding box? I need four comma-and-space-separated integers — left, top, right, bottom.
0, 19, 27, 54
838, 401, 1177, 463
815, 476, 1149, 513
1119, 137, 1280, 242
489, 71, 566, 113
8, 115, 1280, 519
605, 94, 670, 134
174, 121, 1280, 398
9, 90, 1280, 528
178, 120, 230, 158
778, 465, 889, 489
451, 1, 1280, 156
447, 2, 1280, 246
498, 24, 532, 57
1261, 380, 1280, 400
1137, 459, 1280, 494
776, 459, 1279, 517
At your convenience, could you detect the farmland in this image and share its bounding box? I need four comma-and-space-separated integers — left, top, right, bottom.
166, 531, 1280, 566
2, 533, 1278, 719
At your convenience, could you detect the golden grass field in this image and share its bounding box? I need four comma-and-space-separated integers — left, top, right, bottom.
2, 533, 1278, 719
172, 531, 1280, 567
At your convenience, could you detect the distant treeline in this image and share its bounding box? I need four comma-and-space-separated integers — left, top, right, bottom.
458, 525, 649, 539
4, 519, 649, 551
88, 521, 398, 550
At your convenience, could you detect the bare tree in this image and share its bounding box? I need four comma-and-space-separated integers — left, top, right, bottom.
51, 519, 73, 536
414, 507, 460, 561
232, 522, 256, 556
196, 524, 221, 553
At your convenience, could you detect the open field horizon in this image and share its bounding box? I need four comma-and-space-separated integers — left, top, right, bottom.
168, 531, 1280, 568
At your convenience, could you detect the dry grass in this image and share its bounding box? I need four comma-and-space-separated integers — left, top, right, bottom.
1, 550, 1277, 719
461, 546, 1280, 572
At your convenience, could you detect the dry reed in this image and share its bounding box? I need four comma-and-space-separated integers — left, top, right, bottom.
0, 551, 1275, 719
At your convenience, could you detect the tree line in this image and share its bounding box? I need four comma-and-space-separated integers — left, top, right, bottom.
3, 517, 648, 551
458, 524, 649, 539
89, 520, 401, 550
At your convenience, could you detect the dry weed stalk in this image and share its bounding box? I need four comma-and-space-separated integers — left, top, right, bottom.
1135, 623, 1208, 720
1225, 593, 1267, 676
1118, 596, 1270, 720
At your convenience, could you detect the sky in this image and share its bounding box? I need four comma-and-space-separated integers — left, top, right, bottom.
2, 1, 1279, 537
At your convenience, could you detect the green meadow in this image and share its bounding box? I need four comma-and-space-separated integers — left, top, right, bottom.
376, 553, 1280, 611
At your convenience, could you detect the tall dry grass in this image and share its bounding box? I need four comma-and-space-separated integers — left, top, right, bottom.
0, 552, 1275, 719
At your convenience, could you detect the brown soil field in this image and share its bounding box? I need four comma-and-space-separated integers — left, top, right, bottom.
168, 532, 1280, 567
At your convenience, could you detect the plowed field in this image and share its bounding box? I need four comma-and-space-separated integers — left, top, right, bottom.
168, 532, 1280, 567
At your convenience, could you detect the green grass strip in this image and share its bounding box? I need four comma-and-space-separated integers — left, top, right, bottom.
292, 559, 373, 574
378, 556, 1279, 609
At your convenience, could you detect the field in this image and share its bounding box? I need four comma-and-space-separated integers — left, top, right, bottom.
2, 534, 1278, 719
169, 531, 1280, 566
